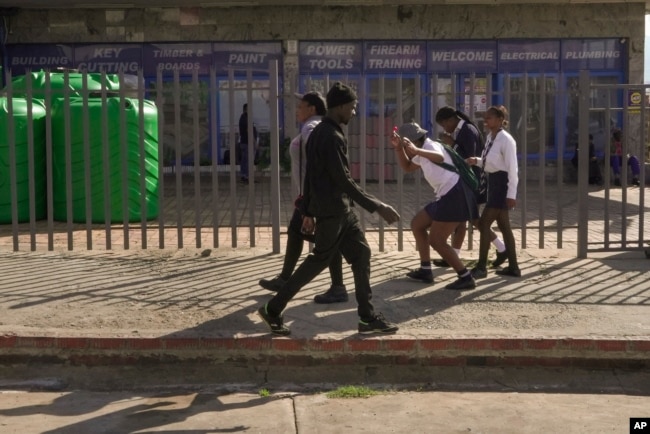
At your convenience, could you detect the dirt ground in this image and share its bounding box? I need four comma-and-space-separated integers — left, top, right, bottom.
1, 245, 649, 340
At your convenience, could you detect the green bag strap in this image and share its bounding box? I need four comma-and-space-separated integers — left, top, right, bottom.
434, 145, 461, 174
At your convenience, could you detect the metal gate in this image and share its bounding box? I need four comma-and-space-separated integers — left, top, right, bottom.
577, 71, 648, 257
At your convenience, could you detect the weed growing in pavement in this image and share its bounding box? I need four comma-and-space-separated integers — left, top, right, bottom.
326, 385, 381, 399
259, 388, 270, 397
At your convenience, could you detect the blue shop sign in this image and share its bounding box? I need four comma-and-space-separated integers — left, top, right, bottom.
213, 42, 282, 73
428, 40, 497, 73
74, 44, 142, 74
142, 43, 212, 76
5, 44, 74, 76
498, 40, 560, 72
299, 41, 363, 74
364, 41, 426, 73
561, 39, 624, 70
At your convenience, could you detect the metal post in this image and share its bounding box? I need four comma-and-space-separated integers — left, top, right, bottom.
269, 59, 281, 253
577, 70, 589, 258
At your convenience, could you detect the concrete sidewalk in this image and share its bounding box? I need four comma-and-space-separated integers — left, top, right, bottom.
2, 388, 650, 434
0, 242, 648, 388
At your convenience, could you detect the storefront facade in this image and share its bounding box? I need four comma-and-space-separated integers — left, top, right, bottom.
0, 3, 646, 168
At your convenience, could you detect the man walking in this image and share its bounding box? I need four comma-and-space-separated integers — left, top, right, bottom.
258, 91, 348, 304
258, 82, 400, 336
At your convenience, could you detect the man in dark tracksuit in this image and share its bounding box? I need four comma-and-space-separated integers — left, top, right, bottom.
258, 82, 401, 336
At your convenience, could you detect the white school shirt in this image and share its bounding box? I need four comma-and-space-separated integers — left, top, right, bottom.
411, 138, 459, 200
289, 115, 322, 197
479, 129, 519, 200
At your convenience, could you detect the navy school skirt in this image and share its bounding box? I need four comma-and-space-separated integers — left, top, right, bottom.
424, 180, 479, 222
486, 170, 509, 210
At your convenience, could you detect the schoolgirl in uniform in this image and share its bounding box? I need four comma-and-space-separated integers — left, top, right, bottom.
434, 106, 507, 268
468, 105, 521, 278
391, 121, 478, 290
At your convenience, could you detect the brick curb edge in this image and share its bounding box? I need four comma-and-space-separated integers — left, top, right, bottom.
1, 336, 649, 370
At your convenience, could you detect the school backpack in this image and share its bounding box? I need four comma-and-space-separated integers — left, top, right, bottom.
434, 142, 479, 192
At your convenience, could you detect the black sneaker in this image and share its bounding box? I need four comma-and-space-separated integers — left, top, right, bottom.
445, 276, 477, 290
257, 305, 290, 336
470, 267, 487, 279
259, 276, 286, 292
406, 268, 434, 283
491, 250, 508, 268
433, 259, 449, 267
495, 266, 521, 277
358, 313, 399, 335
314, 285, 348, 304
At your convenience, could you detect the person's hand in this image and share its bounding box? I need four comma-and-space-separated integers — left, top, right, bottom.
377, 203, 400, 225
466, 157, 478, 166
390, 132, 403, 150
301, 216, 315, 235
402, 139, 418, 158
506, 198, 516, 211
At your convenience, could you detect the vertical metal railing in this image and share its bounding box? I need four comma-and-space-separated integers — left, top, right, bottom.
577, 70, 590, 258
209, 66, 220, 248
0, 69, 646, 255
269, 60, 281, 254
155, 69, 166, 249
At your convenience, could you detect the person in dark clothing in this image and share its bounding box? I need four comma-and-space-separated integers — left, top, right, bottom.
258, 91, 348, 304
571, 134, 603, 185
258, 82, 401, 336
238, 103, 258, 183
610, 129, 641, 187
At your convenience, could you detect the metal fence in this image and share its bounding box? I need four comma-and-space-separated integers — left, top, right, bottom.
0, 62, 647, 256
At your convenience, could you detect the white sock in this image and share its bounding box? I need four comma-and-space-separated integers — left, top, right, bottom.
492, 238, 506, 252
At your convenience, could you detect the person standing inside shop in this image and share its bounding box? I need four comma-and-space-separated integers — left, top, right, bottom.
258, 91, 348, 304
433, 106, 507, 269
258, 82, 401, 336
468, 105, 521, 279
238, 103, 258, 183
610, 129, 641, 187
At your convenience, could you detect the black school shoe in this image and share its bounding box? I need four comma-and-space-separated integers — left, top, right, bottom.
470, 267, 487, 279
445, 276, 477, 290
433, 259, 449, 267
259, 276, 286, 292
314, 285, 349, 304
358, 313, 399, 335
406, 268, 434, 284
491, 250, 508, 268
495, 266, 521, 277
257, 305, 291, 336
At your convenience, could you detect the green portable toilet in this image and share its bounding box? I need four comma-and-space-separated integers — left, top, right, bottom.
9, 70, 122, 100
0, 98, 47, 223
51, 97, 159, 223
